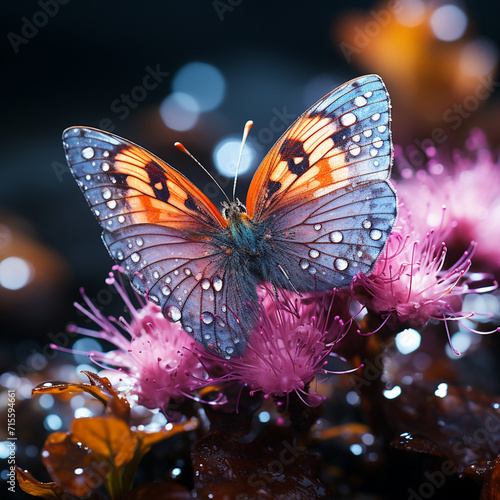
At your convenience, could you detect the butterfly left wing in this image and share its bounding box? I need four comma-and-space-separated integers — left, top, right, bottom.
246, 74, 397, 291
63, 127, 255, 358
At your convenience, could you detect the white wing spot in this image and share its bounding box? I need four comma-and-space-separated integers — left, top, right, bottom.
373, 138, 383, 148
364, 91, 373, 98
341, 112, 357, 126
350, 145, 361, 156
82, 147, 95, 159
377, 125, 387, 133
354, 96, 367, 107
371, 113, 381, 121
352, 135, 361, 143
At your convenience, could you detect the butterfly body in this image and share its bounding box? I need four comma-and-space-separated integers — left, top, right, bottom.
63, 74, 398, 358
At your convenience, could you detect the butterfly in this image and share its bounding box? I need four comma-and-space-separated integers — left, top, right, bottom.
63, 74, 397, 359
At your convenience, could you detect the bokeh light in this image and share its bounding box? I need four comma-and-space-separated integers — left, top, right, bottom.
395, 328, 421, 355
460, 39, 498, 77
395, 0, 426, 28
0, 256, 33, 290
213, 137, 255, 178
172, 62, 226, 112
160, 92, 200, 131
430, 4, 468, 42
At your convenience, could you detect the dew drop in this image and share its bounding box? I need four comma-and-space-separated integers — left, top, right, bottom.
371, 113, 381, 121
167, 305, 182, 322
352, 134, 360, 143
334, 258, 349, 271
102, 188, 112, 200
101, 162, 110, 172
153, 270, 160, 279
174, 270, 179, 276
184, 325, 193, 333
314, 223, 322, 231
204, 333, 211, 340
149, 295, 159, 304
370, 229, 383, 241
131, 253, 140, 263
161, 285, 171, 296
221, 304, 227, 313
350, 145, 361, 156
370, 148, 378, 157
341, 112, 357, 126
213, 276, 223, 291
364, 91, 373, 98
309, 267, 317, 275
225, 346, 234, 356
165, 276, 172, 284
103, 151, 110, 158
94, 209, 100, 216
299, 259, 310, 270
127, 242, 133, 249
309, 249, 320, 259
363, 129, 373, 138
201, 311, 214, 325
373, 138, 383, 148
81, 147, 94, 159
136, 237, 144, 246
377, 125, 387, 133
118, 215, 125, 224
110, 176, 117, 184
184, 268, 192, 276
362, 219, 372, 229
116, 250, 124, 260
107, 200, 117, 209
374, 161, 380, 167
201, 279, 211, 290
354, 96, 367, 107
86, 174, 91, 181
358, 250, 363, 258
330, 231, 343, 243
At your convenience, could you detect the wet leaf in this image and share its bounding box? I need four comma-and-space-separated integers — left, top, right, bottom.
71, 416, 138, 468
192, 428, 329, 499
16, 467, 65, 499
41, 432, 110, 497
32, 372, 130, 421
386, 383, 500, 475
124, 482, 192, 499
134, 418, 198, 459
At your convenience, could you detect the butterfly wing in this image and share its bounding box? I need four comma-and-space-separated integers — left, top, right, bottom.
63, 127, 254, 357
246, 74, 397, 291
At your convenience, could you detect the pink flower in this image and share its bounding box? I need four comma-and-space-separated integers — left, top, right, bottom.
62, 266, 210, 413
353, 203, 475, 330
396, 129, 500, 273
209, 288, 353, 407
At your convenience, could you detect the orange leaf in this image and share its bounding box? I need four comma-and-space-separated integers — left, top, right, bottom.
32, 380, 109, 406
42, 432, 110, 497
134, 418, 199, 457
16, 468, 65, 499
71, 416, 138, 468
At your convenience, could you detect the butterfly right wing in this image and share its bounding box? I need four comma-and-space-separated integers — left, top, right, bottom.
63, 127, 255, 357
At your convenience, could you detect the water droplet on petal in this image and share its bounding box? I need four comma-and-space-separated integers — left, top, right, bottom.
334, 258, 349, 271
330, 231, 343, 243
167, 305, 182, 322
82, 147, 94, 159
370, 229, 383, 241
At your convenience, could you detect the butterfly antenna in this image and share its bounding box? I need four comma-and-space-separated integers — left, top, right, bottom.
174, 142, 231, 203
232, 120, 253, 201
